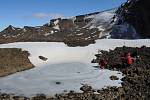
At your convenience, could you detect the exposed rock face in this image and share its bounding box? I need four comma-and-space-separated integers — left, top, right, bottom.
116, 0, 150, 38
0, 48, 34, 77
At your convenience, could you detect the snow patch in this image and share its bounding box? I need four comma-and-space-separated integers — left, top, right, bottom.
12, 26, 15, 30
85, 9, 116, 38
91, 31, 97, 34
72, 17, 76, 23
85, 37, 91, 40
77, 33, 84, 36
2, 34, 6, 37
51, 30, 54, 34
44, 31, 55, 36
93, 12, 114, 22
52, 19, 60, 30
44, 33, 50, 36
54, 20, 59, 25
53, 25, 60, 30
96, 26, 105, 31
85, 15, 96, 19
23, 28, 27, 32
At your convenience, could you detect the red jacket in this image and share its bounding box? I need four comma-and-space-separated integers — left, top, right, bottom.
99, 59, 107, 66
127, 55, 133, 65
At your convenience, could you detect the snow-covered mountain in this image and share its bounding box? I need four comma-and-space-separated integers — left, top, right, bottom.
0, 0, 149, 46
0, 10, 114, 46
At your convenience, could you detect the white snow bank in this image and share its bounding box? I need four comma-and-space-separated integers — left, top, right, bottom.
88, 10, 115, 28
93, 12, 114, 22
0, 39, 149, 96
85, 9, 116, 38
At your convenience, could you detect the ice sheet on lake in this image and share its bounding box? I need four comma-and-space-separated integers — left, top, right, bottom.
0, 39, 149, 96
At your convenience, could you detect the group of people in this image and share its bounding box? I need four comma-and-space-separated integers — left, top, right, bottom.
98, 52, 141, 69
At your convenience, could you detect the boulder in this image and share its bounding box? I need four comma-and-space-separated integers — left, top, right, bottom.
39, 56, 48, 61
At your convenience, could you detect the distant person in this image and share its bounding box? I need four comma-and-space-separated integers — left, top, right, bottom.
126, 52, 134, 66
121, 52, 134, 67
99, 58, 107, 69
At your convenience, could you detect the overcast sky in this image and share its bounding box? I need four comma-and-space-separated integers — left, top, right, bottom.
0, 0, 126, 30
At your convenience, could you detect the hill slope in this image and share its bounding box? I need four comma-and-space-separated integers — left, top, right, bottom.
0, 10, 115, 46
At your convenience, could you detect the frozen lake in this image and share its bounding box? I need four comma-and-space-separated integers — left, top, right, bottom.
0, 39, 149, 96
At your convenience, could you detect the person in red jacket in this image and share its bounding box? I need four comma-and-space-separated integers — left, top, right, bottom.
126, 52, 134, 66
99, 58, 107, 69
121, 52, 134, 67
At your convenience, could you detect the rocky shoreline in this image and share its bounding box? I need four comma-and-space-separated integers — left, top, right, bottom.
0, 46, 150, 100
0, 48, 34, 77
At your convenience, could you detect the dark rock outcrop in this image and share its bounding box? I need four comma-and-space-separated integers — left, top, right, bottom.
39, 56, 48, 61
0, 48, 34, 77
80, 85, 93, 93
110, 75, 119, 80
93, 46, 150, 99
116, 0, 150, 38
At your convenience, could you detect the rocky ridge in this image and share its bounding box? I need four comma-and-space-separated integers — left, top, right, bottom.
0, 11, 105, 46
